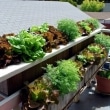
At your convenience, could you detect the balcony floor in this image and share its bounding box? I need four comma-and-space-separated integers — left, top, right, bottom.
68, 82, 110, 110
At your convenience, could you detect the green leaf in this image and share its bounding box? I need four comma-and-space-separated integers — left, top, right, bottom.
44, 60, 80, 95
7, 30, 46, 62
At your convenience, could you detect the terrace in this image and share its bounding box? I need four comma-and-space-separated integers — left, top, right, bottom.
0, 1, 110, 110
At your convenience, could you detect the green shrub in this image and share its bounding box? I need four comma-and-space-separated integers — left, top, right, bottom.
80, 0, 105, 12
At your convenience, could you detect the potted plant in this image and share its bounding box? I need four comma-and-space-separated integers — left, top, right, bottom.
96, 69, 110, 94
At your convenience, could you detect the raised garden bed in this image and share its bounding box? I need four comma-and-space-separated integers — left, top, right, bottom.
0, 2, 107, 110
20, 57, 106, 110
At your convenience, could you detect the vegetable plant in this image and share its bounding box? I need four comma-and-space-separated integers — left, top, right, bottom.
7, 30, 46, 62
81, 49, 95, 63
75, 60, 86, 78
87, 43, 107, 64
78, 20, 92, 35
76, 54, 87, 65
57, 19, 80, 41
94, 33, 110, 51
85, 18, 99, 30
21, 77, 59, 110
29, 23, 49, 33
29, 77, 50, 102
87, 44, 102, 54
44, 59, 80, 95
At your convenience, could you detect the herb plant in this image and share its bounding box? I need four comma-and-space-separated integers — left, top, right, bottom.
44, 59, 80, 95
57, 19, 80, 41
7, 30, 46, 62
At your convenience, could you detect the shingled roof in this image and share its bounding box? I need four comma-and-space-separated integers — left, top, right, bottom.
0, 1, 104, 35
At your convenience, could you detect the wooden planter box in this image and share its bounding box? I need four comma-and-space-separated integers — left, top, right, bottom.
84, 58, 106, 87
48, 92, 75, 110
0, 37, 94, 96
21, 76, 85, 110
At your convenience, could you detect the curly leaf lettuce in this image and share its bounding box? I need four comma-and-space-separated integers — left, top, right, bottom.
7, 30, 46, 62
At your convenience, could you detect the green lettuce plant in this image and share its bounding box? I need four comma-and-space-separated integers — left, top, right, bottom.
78, 21, 92, 34
94, 33, 110, 51
7, 30, 46, 62
85, 18, 99, 29
87, 44, 102, 54
29, 23, 49, 33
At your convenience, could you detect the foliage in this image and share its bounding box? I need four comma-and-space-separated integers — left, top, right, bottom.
81, 49, 95, 63
76, 0, 84, 5
7, 30, 46, 62
97, 69, 110, 79
44, 59, 80, 95
76, 54, 87, 65
29, 23, 49, 33
77, 18, 99, 35
24, 77, 59, 109
85, 18, 99, 29
76, 43, 107, 66
29, 77, 50, 102
87, 43, 107, 61
94, 33, 110, 51
87, 44, 102, 54
57, 19, 80, 41
79, 21, 92, 34
60, 0, 77, 6
75, 60, 85, 78
80, 0, 105, 12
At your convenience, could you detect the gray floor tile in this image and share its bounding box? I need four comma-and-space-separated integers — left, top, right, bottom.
68, 83, 110, 110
